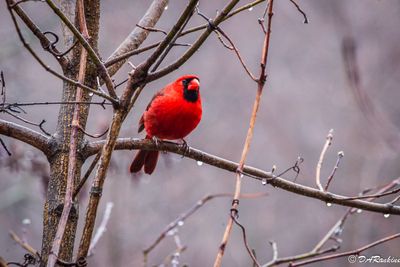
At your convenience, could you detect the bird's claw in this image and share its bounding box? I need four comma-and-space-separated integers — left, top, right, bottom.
180, 139, 190, 158
152, 136, 161, 148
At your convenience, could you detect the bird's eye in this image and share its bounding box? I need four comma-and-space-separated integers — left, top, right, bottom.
182, 79, 190, 86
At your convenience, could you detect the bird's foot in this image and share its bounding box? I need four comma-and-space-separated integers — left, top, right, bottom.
152, 136, 162, 148
180, 138, 190, 158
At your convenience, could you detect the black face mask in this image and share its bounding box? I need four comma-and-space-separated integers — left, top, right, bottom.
182, 78, 199, 103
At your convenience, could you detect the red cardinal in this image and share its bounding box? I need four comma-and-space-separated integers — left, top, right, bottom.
130, 74, 202, 174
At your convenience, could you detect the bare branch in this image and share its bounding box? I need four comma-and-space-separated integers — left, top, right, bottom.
5, 2, 118, 104
105, 0, 267, 71
324, 151, 344, 191
7, 0, 68, 67
106, 0, 169, 77
0, 119, 52, 156
86, 138, 400, 215
135, 24, 167, 35
1, 101, 112, 108
180, 0, 266, 38
104, 43, 159, 68
45, 0, 118, 101
214, 1, 274, 265
232, 216, 261, 267
73, 150, 102, 199
196, 8, 257, 81
9, 230, 41, 260
88, 202, 114, 256
340, 187, 400, 201
316, 129, 333, 191
140, 0, 199, 73
143, 192, 267, 265
290, 233, 400, 267
288, 0, 308, 24
145, 0, 242, 83
3, 111, 51, 136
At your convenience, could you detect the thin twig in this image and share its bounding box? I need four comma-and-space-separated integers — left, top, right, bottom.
0, 138, 12, 156
73, 150, 102, 199
290, 233, 400, 267
45, 0, 118, 102
77, 126, 109, 139
145, 0, 242, 83
136, 24, 167, 35
340, 187, 400, 201
316, 129, 333, 191
5, 2, 117, 104
8, 0, 68, 66
214, 1, 274, 266
143, 0, 199, 73
324, 151, 344, 191
231, 216, 261, 267
4, 111, 51, 136
389, 194, 400, 205
9, 230, 41, 260
143, 192, 267, 265
269, 241, 278, 262
288, 0, 308, 24
196, 8, 257, 81
88, 202, 114, 256
262, 246, 338, 267
105, 0, 169, 77
1, 101, 112, 108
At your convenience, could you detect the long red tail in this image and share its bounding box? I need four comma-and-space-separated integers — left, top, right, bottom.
130, 136, 159, 174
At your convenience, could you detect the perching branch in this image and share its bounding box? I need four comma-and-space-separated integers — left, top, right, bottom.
86, 138, 400, 215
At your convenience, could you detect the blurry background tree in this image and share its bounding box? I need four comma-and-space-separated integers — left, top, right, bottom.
1, 0, 400, 267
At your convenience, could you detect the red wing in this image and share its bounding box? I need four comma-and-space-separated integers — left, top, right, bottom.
138, 89, 165, 133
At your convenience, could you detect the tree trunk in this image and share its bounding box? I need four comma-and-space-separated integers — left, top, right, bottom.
40, 1, 100, 265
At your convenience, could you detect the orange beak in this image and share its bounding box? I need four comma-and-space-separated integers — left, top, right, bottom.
188, 78, 200, 90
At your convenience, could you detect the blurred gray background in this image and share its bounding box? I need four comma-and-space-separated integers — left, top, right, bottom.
1, 0, 400, 266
